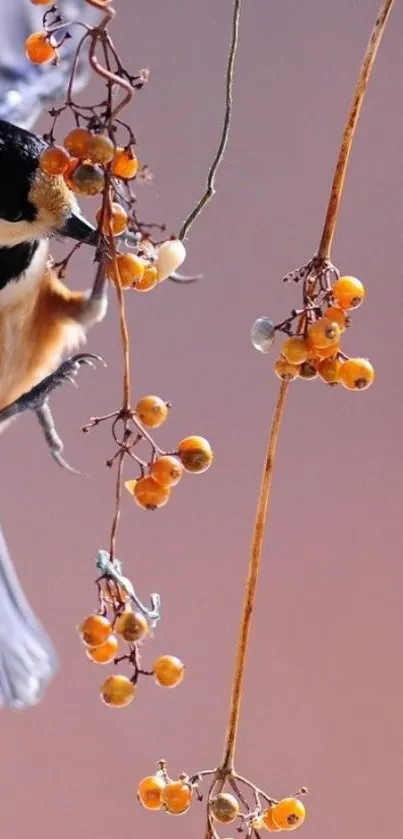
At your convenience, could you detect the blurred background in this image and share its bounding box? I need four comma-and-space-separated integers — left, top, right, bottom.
1, 1, 402, 837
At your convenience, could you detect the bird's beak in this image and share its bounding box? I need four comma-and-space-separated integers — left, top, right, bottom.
58, 210, 98, 246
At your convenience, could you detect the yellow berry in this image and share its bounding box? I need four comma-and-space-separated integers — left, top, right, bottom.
40, 145, 70, 176
109, 253, 145, 288
210, 793, 240, 823
137, 775, 166, 810
177, 435, 214, 473
63, 128, 93, 159
154, 655, 184, 688
339, 358, 375, 391
271, 799, 306, 831
134, 476, 171, 510
333, 275, 365, 310
25, 31, 56, 64
161, 780, 192, 814
111, 147, 138, 179
281, 336, 310, 365
115, 609, 149, 642
307, 317, 341, 349
135, 395, 169, 428
79, 614, 112, 647
150, 455, 184, 487
100, 674, 136, 707
86, 634, 119, 664
262, 807, 282, 832
317, 357, 344, 385
87, 133, 115, 164
274, 357, 300, 381
314, 340, 340, 359
96, 202, 128, 236
324, 306, 347, 332
134, 265, 159, 292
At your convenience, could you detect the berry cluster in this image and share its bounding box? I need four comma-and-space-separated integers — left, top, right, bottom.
251, 267, 375, 391
137, 762, 307, 835
78, 601, 184, 708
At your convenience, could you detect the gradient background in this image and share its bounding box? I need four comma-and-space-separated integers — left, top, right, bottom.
1, 1, 403, 837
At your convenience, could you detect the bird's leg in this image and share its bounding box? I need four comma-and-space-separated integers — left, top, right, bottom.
0, 354, 104, 472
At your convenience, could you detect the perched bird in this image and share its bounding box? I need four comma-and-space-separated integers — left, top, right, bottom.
0, 117, 109, 710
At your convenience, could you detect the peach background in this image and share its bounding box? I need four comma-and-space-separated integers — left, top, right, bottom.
1, 1, 403, 838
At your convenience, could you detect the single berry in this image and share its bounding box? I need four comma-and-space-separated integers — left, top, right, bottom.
79, 614, 112, 647
96, 202, 128, 236
155, 239, 186, 281
271, 798, 306, 831
111, 147, 138, 179
63, 157, 79, 190
134, 265, 159, 292
339, 358, 375, 391
298, 361, 318, 380
135, 395, 169, 428
154, 655, 184, 688
87, 133, 115, 164
281, 335, 310, 365
150, 455, 184, 487
210, 793, 240, 823
307, 317, 341, 349
25, 32, 56, 64
86, 635, 119, 664
177, 435, 213, 473
262, 807, 282, 832
40, 145, 70, 176
100, 674, 136, 708
324, 305, 347, 332
161, 780, 192, 814
274, 357, 300, 381
72, 163, 105, 196
63, 128, 93, 159
134, 476, 171, 510
115, 609, 149, 642
333, 275, 365, 310
250, 317, 276, 353
109, 253, 146, 288
317, 357, 344, 385
137, 775, 166, 810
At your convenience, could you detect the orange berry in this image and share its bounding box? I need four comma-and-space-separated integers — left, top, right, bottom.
135, 395, 169, 428
63, 156, 79, 190
115, 609, 149, 642
271, 798, 306, 831
210, 793, 240, 823
324, 306, 347, 332
150, 455, 184, 487
100, 674, 136, 707
111, 147, 138, 179
30, 0, 52, 5
134, 265, 159, 292
96, 202, 128, 236
314, 340, 340, 359
86, 634, 119, 664
177, 435, 213, 473
262, 807, 282, 832
161, 779, 192, 814
339, 357, 375, 391
137, 775, 166, 810
109, 253, 145, 288
281, 336, 310, 365
317, 357, 344, 385
307, 317, 341, 349
333, 275, 365, 310
79, 614, 112, 647
274, 357, 300, 381
39, 145, 70, 176
72, 163, 105, 196
25, 32, 56, 64
154, 655, 184, 688
63, 127, 93, 158
298, 361, 318, 380
134, 476, 171, 510
87, 133, 115, 164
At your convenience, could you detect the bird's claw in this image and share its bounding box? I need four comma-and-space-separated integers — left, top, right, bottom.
168, 270, 203, 284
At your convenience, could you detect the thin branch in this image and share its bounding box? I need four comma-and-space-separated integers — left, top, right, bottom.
317, 0, 395, 260
221, 381, 289, 772
178, 0, 242, 241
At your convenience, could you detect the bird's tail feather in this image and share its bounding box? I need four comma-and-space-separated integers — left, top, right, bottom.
0, 526, 58, 710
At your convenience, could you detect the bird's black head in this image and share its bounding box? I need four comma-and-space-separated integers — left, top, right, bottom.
0, 119, 96, 247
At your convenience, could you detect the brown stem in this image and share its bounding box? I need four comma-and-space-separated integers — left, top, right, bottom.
317, 0, 395, 260
221, 380, 289, 771
108, 231, 131, 411
179, 0, 241, 241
